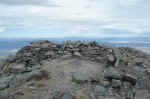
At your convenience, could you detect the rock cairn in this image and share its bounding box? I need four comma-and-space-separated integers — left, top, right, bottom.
3, 40, 125, 68
0, 40, 150, 99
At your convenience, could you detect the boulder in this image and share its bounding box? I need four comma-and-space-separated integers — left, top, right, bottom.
122, 74, 137, 86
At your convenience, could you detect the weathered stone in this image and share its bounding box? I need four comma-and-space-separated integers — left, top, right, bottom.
122, 74, 137, 86
73, 52, 82, 57
72, 73, 89, 83
27, 70, 50, 81
111, 79, 121, 89
112, 48, 121, 67
95, 85, 107, 94
145, 68, 150, 74
0, 89, 10, 99
134, 58, 144, 65
134, 89, 150, 99
95, 56, 103, 60
6, 55, 16, 63
10, 63, 25, 74
45, 51, 55, 57
72, 90, 92, 99
107, 55, 115, 62
0, 59, 5, 71
104, 71, 121, 81
40, 43, 50, 48
103, 80, 110, 87
61, 93, 73, 99
0, 76, 12, 90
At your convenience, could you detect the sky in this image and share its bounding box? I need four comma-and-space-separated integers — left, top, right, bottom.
0, 0, 150, 38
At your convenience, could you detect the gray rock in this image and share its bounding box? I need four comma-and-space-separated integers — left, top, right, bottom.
122, 74, 137, 86
0, 89, 10, 99
40, 43, 50, 48
145, 68, 150, 74
134, 89, 150, 99
95, 57, 104, 63
72, 73, 89, 83
6, 55, 16, 63
107, 55, 115, 62
111, 79, 121, 89
95, 56, 103, 60
104, 71, 121, 81
26, 69, 50, 81
45, 51, 55, 58
134, 58, 144, 65
112, 48, 121, 67
73, 52, 82, 57
103, 80, 110, 87
0, 76, 13, 90
10, 63, 25, 74
9, 70, 49, 88
73, 90, 92, 99
61, 93, 73, 99
95, 85, 107, 94
0, 59, 5, 70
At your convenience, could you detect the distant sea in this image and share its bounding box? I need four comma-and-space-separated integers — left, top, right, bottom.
0, 41, 30, 59
0, 38, 150, 59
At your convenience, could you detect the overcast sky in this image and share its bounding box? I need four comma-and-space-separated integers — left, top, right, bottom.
0, 0, 150, 38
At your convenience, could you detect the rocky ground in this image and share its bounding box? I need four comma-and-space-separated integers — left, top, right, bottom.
0, 40, 150, 99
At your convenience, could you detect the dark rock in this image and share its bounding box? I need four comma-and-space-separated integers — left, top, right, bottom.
122, 74, 137, 86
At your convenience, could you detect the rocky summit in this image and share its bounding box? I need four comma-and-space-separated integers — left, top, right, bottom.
0, 40, 150, 99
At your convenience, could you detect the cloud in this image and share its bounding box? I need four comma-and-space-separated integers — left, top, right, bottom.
0, 0, 150, 38
0, 0, 59, 7
0, 26, 6, 32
